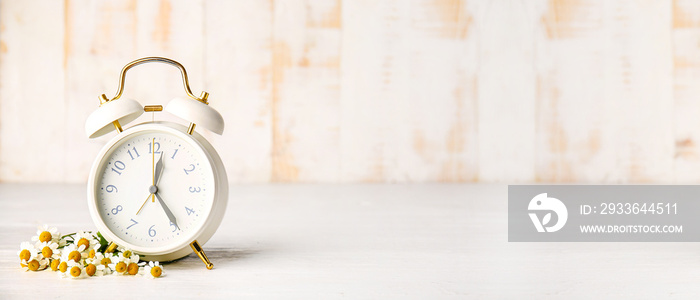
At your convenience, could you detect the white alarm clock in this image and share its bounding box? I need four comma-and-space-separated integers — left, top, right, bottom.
85, 57, 227, 269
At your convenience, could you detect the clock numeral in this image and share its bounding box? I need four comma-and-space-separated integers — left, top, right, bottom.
189, 186, 201, 193
148, 225, 156, 237
148, 142, 162, 154
185, 207, 195, 216
170, 221, 178, 232
171, 149, 179, 159
105, 185, 118, 193
111, 161, 126, 175
184, 164, 195, 175
127, 218, 138, 229
127, 147, 140, 160
111, 205, 123, 215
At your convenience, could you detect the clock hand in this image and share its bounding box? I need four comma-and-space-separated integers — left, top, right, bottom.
154, 152, 164, 186
136, 185, 159, 215
135, 193, 152, 215
151, 138, 155, 203
154, 192, 180, 230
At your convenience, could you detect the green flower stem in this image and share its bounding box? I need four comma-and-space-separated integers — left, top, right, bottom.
60, 233, 76, 239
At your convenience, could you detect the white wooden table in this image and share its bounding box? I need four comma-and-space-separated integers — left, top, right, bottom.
1, 184, 698, 299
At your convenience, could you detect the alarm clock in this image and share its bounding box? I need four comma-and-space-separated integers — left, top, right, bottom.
84, 57, 227, 269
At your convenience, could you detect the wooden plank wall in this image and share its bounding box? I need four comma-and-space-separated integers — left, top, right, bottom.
0, 0, 696, 183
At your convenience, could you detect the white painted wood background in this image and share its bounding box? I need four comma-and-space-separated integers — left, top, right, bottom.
0, 0, 697, 183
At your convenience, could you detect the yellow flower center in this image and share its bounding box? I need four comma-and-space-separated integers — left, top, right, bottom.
68, 250, 81, 262
122, 250, 132, 258
50, 259, 61, 271
27, 259, 40, 271
59, 261, 68, 273
88, 249, 96, 259
19, 249, 31, 261
77, 238, 90, 250
85, 264, 97, 276
42, 246, 53, 258
39, 231, 52, 243
70, 266, 81, 277
100, 257, 112, 266
115, 262, 127, 273
150, 266, 162, 278
127, 263, 139, 275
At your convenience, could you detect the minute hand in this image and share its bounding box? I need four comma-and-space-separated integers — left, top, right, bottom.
154, 152, 164, 186
154, 192, 179, 230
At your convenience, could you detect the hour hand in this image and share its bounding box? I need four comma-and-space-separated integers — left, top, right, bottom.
154, 192, 179, 230
154, 152, 164, 186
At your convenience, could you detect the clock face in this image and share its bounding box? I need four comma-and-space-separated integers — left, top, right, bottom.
92, 129, 215, 249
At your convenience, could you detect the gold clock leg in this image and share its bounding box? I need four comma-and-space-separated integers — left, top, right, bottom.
190, 240, 213, 270
105, 242, 118, 253
186, 123, 196, 135
112, 120, 123, 133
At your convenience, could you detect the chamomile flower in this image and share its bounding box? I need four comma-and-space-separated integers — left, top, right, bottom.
18, 226, 163, 280
85, 244, 102, 263
108, 255, 128, 275
63, 261, 86, 279
98, 252, 116, 266
61, 244, 87, 263
31, 225, 60, 244
50, 258, 62, 271
36, 241, 60, 260
96, 252, 115, 275
84, 261, 107, 277
74, 231, 98, 252
58, 260, 69, 274
17, 242, 37, 265
142, 261, 164, 278
21, 257, 48, 272
126, 261, 140, 275
117, 246, 140, 264
87, 247, 105, 264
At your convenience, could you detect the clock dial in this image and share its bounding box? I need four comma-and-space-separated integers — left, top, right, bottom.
93, 130, 215, 248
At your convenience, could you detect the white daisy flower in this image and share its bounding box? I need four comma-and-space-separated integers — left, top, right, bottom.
85, 243, 102, 263
96, 252, 116, 275
36, 241, 60, 260
142, 261, 164, 278
31, 225, 60, 244
84, 262, 97, 277
17, 242, 37, 265
108, 255, 128, 275
87, 246, 103, 264
74, 231, 99, 252
117, 246, 140, 264
49, 258, 62, 271
63, 261, 86, 279
56, 260, 69, 278
84, 261, 107, 277
61, 244, 87, 263
99, 252, 116, 266
21, 257, 48, 272
126, 261, 141, 275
